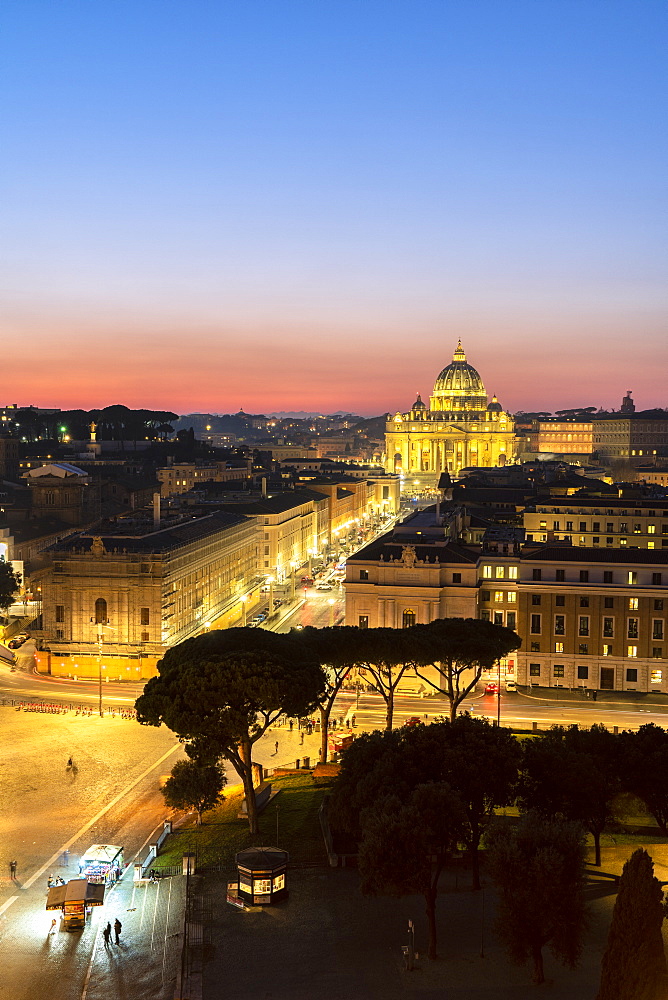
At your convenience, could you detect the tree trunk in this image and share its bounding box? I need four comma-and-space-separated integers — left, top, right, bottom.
425, 887, 438, 959
594, 829, 601, 867
196, 808, 202, 826
238, 740, 259, 834
385, 690, 394, 731
470, 828, 481, 891
532, 944, 545, 984
319, 705, 329, 763
449, 698, 458, 723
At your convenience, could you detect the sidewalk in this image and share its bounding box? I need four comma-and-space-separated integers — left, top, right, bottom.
82, 868, 186, 1000
517, 685, 668, 712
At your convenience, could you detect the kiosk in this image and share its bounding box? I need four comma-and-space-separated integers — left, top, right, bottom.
46, 878, 105, 930
79, 844, 124, 884
234, 847, 289, 905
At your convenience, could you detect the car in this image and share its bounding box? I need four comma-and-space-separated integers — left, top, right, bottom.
273, 598, 283, 608
8, 633, 29, 649
505, 680, 517, 692
404, 716, 422, 727
484, 682, 499, 695
316, 584, 333, 591
301, 576, 314, 585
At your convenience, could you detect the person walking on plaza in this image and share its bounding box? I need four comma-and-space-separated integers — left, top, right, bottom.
114, 918, 122, 944
9, 860, 16, 879
289, 719, 293, 732
274, 741, 279, 755
300, 732, 304, 745
103, 922, 111, 947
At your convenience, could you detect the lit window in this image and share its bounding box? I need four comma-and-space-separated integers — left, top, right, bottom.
508, 566, 518, 579
603, 644, 613, 656
482, 565, 492, 579
555, 642, 564, 653
627, 645, 638, 658
651, 669, 663, 684
495, 566, 505, 579
494, 591, 504, 603
628, 571, 637, 584
629, 598, 639, 610
507, 591, 517, 603
649, 525, 656, 534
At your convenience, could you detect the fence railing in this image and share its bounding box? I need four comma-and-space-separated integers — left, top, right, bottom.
2, 697, 137, 719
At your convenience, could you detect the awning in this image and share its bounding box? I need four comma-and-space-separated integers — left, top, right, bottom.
46, 879, 105, 910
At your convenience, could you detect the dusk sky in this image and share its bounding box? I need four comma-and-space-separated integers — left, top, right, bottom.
2, 1, 666, 416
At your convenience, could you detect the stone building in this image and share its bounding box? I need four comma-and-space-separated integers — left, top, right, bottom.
385, 342, 515, 484
344, 505, 668, 695
37, 509, 259, 680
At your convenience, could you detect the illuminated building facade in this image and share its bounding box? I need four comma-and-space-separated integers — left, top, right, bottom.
38, 510, 259, 680
385, 342, 515, 483
345, 507, 668, 694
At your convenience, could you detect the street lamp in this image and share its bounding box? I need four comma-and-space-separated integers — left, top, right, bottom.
96, 622, 115, 717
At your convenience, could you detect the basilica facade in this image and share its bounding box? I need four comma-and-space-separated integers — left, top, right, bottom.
384, 342, 515, 482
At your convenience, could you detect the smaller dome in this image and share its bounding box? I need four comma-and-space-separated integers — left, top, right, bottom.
488, 395, 502, 413
411, 393, 426, 410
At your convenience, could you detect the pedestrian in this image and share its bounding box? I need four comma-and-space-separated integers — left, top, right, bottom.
49, 918, 57, 934
66, 756, 73, 769
9, 860, 16, 879
300, 732, 304, 745
274, 741, 279, 755
114, 918, 122, 944
289, 719, 293, 732
103, 922, 111, 947
47, 874, 54, 889
592, 690, 598, 702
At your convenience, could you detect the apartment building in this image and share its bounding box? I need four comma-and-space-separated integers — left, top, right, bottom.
343, 505, 668, 694
516, 545, 668, 694
524, 497, 668, 550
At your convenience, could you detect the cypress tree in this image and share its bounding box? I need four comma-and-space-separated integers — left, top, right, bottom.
597, 848, 667, 1000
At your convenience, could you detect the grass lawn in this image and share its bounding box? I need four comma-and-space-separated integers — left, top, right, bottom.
154, 772, 330, 872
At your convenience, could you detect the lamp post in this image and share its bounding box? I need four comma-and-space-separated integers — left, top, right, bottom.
267, 576, 274, 614
96, 622, 115, 717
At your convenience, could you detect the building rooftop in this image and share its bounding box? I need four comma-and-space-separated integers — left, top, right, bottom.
50, 510, 250, 554
523, 544, 668, 565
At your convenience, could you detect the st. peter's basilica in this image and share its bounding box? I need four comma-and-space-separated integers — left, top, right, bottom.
384, 341, 515, 482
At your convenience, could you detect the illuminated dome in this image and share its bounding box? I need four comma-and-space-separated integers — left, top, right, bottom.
431, 341, 488, 411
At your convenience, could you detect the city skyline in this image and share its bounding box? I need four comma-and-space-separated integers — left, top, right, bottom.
3, 1, 666, 415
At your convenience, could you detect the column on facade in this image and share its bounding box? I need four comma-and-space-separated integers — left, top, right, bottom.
385, 599, 396, 628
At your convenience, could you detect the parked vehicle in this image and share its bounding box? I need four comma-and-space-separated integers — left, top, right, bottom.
8, 633, 29, 649
505, 679, 517, 692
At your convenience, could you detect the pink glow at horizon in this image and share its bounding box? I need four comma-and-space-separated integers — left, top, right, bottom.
10, 306, 667, 417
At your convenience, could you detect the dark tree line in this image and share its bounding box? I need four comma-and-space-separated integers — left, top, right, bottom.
329, 718, 668, 979
11, 404, 178, 444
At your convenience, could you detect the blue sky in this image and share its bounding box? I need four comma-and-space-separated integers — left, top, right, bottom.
1, 0, 666, 413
